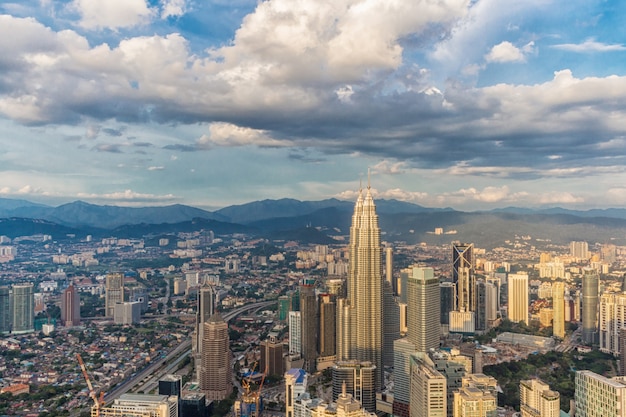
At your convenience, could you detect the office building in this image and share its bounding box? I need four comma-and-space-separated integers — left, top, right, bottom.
332, 360, 376, 413
393, 338, 417, 417
452, 243, 475, 313
0, 286, 11, 334
99, 394, 178, 417
582, 268, 599, 345
520, 379, 560, 417
61, 285, 81, 327
195, 285, 215, 357
552, 282, 565, 339
159, 374, 182, 398
337, 182, 383, 390
406, 266, 440, 352
431, 349, 473, 417
200, 313, 232, 400
383, 281, 400, 367
440, 282, 455, 334
410, 353, 446, 417
508, 273, 529, 324
12, 283, 34, 334
300, 279, 318, 373
105, 273, 124, 317
114, 301, 141, 325
285, 368, 308, 417
386, 246, 395, 293
318, 294, 336, 358
574, 370, 626, 417
278, 295, 292, 321
260, 334, 284, 377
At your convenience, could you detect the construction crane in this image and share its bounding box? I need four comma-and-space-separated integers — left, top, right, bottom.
236, 361, 268, 417
76, 353, 105, 417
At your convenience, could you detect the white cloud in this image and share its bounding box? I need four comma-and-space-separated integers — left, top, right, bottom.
77, 189, 176, 201
485, 41, 525, 63
148, 166, 165, 171
372, 160, 407, 175
552, 39, 626, 53
160, 0, 187, 19
70, 0, 155, 30
198, 123, 291, 148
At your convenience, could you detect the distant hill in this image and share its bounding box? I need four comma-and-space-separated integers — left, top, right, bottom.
0, 218, 88, 240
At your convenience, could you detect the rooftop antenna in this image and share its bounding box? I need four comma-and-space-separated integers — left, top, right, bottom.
367, 168, 371, 189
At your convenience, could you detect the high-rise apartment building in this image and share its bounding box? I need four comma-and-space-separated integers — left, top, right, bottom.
520, 379, 560, 417
452, 374, 497, 417
582, 268, 599, 345
332, 360, 377, 413
300, 279, 318, 373
338, 183, 383, 390
599, 292, 626, 355
621, 328, 626, 376
200, 313, 232, 400
575, 370, 626, 417
289, 311, 302, 355
61, 285, 81, 327
0, 286, 11, 334
508, 274, 529, 324
405, 266, 440, 352
318, 294, 336, 358
570, 241, 590, 259
105, 273, 124, 317
410, 353, 447, 417
552, 282, 565, 339
12, 283, 34, 334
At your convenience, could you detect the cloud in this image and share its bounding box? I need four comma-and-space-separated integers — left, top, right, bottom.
76, 189, 176, 202
147, 166, 165, 171
197, 123, 291, 148
70, 0, 155, 30
93, 144, 123, 153
372, 161, 407, 175
160, 0, 187, 19
485, 41, 526, 63
551, 39, 626, 53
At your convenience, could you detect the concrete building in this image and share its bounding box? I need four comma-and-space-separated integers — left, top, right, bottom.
61, 284, 81, 327
318, 294, 336, 358
12, 283, 34, 334
520, 379, 560, 417
300, 279, 318, 373
430, 349, 473, 417
285, 368, 308, 417
574, 370, 626, 417
383, 281, 400, 367
289, 311, 302, 355
570, 241, 590, 260
508, 273, 529, 324
406, 266, 440, 352
0, 286, 11, 334
98, 394, 178, 417
409, 353, 446, 417
200, 313, 232, 400
260, 334, 285, 377
158, 374, 182, 398
332, 360, 376, 413
452, 374, 497, 417
599, 292, 626, 355
552, 282, 565, 339
114, 301, 141, 325
105, 273, 124, 317
392, 338, 416, 417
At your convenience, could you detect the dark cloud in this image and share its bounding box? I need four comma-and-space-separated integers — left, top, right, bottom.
93, 144, 123, 153
163, 144, 199, 152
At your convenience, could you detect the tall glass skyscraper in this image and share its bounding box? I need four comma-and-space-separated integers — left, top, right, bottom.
582, 268, 599, 345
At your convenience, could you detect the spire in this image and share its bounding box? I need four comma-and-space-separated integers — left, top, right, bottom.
367, 167, 371, 190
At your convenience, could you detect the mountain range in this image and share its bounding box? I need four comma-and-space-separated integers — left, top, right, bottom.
1, 197, 626, 248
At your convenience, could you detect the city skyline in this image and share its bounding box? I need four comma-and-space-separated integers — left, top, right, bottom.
1, 1, 626, 211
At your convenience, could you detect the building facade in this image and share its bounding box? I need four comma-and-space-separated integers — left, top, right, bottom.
61, 285, 81, 327
12, 283, 34, 334
406, 266, 440, 352
582, 268, 599, 345
508, 274, 529, 324
520, 379, 560, 417
105, 273, 124, 317
574, 370, 626, 417
200, 313, 232, 400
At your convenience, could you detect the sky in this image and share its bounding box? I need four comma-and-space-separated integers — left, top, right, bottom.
1, 0, 626, 211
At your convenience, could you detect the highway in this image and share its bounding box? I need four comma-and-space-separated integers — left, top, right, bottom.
101, 300, 277, 404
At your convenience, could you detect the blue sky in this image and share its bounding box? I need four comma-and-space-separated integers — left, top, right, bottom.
1, 0, 626, 211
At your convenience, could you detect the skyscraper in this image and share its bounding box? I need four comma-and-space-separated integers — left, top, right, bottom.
582, 268, 599, 345
299, 279, 318, 372
339, 182, 383, 389
196, 285, 215, 356
260, 334, 285, 377
12, 283, 34, 334
289, 311, 302, 355
570, 241, 589, 259
598, 292, 626, 355
406, 266, 440, 353
383, 281, 400, 367
0, 286, 11, 334
200, 313, 232, 400
105, 273, 124, 317
332, 360, 376, 413
452, 243, 474, 313
318, 294, 336, 358
552, 282, 565, 339
410, 353, 447, 417
61, 284, 80, 327
508, 273, 529, 324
